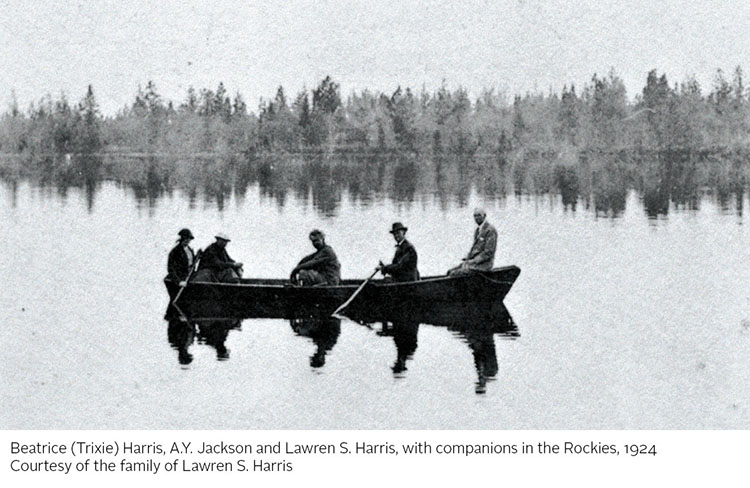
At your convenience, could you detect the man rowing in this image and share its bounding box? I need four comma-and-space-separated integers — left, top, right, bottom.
378, 222, 419, 282
290, 229, 341, 286
194, 233, 243, 283
448, 208, 497, 276
167, 228, 197, 285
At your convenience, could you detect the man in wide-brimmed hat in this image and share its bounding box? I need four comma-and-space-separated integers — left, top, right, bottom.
195, 232, 243, 283
378, 222, 419, 282
290, 229, 341, 286
167, 228, 196, 284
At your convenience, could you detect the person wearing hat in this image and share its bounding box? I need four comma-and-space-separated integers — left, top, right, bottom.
290, 229, 341, 286
195, 233, 243, 283
378, 222, 419, 282
448, 208, 498, 276
167, 228, 196, 284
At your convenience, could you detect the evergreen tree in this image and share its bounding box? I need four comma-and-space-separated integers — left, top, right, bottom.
232, 92, 247, 116
75, 84, 102, 153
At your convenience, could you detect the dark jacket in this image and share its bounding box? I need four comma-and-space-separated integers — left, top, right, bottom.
199, 242, 236, 272
382, 239, 419, 282
296, 245, 341, 285
466, 221, 497, 270
167, 243, 196, 281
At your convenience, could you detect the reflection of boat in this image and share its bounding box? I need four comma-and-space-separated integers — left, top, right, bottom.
345, 302, 516, 393
164, 266, 520, 317
165, 315, 241, 364
165, 298, 516, 391
344, 301, 517, 335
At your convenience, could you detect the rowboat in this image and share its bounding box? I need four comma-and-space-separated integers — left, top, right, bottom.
164, 265, 520, 318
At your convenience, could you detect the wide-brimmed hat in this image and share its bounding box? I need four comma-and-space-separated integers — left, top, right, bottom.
215, 232, 231, 241
178, 228, 194, 239
389, 222, 408, 234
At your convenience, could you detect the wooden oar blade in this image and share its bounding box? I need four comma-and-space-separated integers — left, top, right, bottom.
331, 267, 379, 316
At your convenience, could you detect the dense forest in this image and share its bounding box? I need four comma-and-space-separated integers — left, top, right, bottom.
2, 68, 749, 157
1, 68, 749, 217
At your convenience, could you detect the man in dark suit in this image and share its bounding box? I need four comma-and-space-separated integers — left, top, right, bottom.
448, 208, 498, 276
195, 233, 243, 283
167, 228, 196, 284
290, 229, 341, 286
378, 222, 419, 282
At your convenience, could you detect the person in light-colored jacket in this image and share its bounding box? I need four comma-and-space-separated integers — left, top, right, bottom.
448, 208, 497, 276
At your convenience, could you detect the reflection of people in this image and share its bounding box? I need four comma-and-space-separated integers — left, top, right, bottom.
197, 320, 240, 360
167, 318, 195, 365
290, 230, 341, 286
448, 208, 497, 276
389, 320, 419, 374
378, 222, 419, 282
458, 327, 498, 394
290, 317, 341, 367
167, 228, 196, 283
194, 233, 243, 283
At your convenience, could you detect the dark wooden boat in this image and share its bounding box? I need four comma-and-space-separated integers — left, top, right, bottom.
165, 265, 520, 318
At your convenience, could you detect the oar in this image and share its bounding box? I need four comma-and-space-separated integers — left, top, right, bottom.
332, 267, 380, 317
172, 250, 202, 306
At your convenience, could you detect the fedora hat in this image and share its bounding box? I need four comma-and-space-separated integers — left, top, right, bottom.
215, 232, 231, 241
389, 222, 408, 234
177, 228, 194, 240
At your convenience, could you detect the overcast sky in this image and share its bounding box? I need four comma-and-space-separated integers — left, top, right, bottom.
2, 0, 749, 114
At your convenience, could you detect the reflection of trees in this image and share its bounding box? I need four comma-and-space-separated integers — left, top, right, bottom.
638, 149, 702, 217
391, 157, 419, 204
128, 156, 165, 211
553, 164, 579, 210
307, 160, 341, 217
342, 153, 386, 204
708, 150, 746, 213
31, 154, 104, 213
7, 147, 750, 218
1, 179, 19, 208
290, 317, 341, 368
587, 152, 630, 217
432, 154, 470, 207
640, 153, 671, 218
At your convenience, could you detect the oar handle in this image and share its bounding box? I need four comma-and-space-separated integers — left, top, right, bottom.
172, 249, 202, 306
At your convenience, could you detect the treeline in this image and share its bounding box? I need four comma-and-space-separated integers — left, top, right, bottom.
1, 68, 750, 158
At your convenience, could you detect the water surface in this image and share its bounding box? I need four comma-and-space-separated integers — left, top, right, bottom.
1, 155, 749, 429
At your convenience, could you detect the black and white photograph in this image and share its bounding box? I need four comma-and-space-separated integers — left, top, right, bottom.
2, 0, 749, 441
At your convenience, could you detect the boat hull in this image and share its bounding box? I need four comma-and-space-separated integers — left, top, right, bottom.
165, 265, 520, 318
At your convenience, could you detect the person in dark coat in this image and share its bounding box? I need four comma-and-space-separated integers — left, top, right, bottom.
194, 233, 243, 283
378, 222, 419, 282
167, 228, 196, 283
448, 208, 498, 276
290, 229, 341, 286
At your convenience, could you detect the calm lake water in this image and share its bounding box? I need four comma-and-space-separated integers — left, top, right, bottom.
1, 156, 750, 429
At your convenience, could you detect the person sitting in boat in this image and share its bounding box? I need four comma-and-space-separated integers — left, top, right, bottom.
448, 208, 497, 276
167, 228, 196, 285
193, 233, 243, 283
290, 229, 341, 286
378, 222, 419, 282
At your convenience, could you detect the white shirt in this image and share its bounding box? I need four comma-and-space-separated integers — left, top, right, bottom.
183, 245, 194, 267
